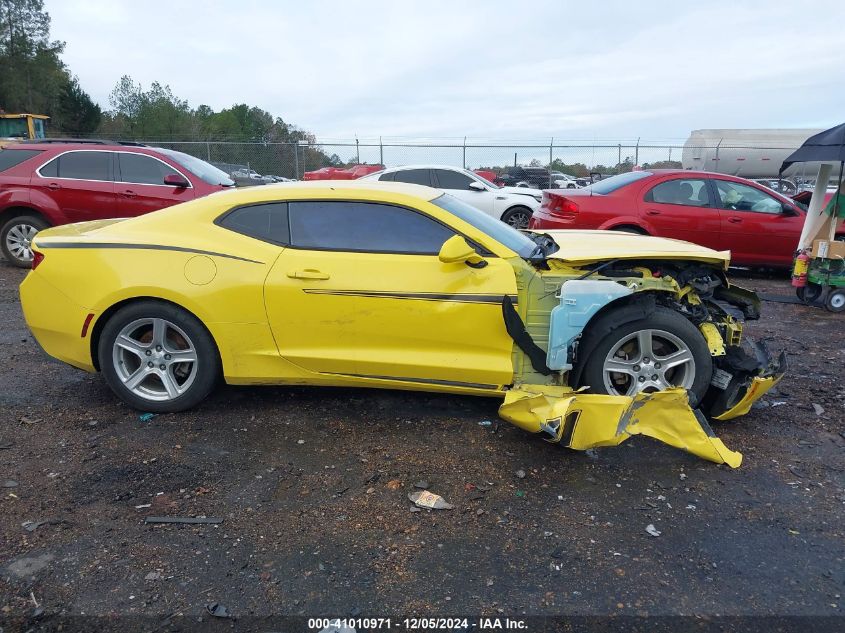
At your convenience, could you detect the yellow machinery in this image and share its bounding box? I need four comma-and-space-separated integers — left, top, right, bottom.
0, 113, 49, 147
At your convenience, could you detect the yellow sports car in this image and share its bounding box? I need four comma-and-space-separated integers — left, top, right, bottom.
19, 181, 783, 464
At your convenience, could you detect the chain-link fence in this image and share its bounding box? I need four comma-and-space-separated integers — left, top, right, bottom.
137, 138, 820, 187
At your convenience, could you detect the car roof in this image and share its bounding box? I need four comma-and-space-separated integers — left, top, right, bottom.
218, 179, 444, 201
378, 164, 472, 172
14, 138, 149, 149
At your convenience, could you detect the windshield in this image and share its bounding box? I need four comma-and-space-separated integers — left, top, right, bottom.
0, 118, 29, 138
154, 148, 235, 186
431, 193, 537, 258
588, 171, 652, 194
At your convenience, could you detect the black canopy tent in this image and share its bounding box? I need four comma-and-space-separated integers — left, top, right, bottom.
780, 123, 845, 219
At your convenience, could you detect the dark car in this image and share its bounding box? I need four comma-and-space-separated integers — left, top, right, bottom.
498, 166, 554, 189
0, 140, 234, 266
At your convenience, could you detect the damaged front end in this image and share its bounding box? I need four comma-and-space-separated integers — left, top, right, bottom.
498, 252, 786, 467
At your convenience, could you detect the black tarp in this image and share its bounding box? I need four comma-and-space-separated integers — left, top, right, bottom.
780, 123, 845, 173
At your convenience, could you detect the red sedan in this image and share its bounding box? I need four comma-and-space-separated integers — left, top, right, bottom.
529, 169, 834, 267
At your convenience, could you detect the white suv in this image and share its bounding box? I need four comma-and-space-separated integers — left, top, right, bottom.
361, 165, 541, 229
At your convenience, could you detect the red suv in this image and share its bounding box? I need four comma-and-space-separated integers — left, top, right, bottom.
0, 140, 235, 266
528, 169, 836, 268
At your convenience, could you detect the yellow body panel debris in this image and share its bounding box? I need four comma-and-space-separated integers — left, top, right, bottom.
713, 375, 782, 421
699, 323, 726, 356
499, 385, 742, 468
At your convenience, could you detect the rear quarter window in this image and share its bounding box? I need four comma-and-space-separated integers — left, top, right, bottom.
0, 149, 43, 173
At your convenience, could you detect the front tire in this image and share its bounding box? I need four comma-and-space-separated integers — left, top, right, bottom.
1, 215, 48, 267
578, 306, 713, 405
98, 301, 220, 412
501, 206, 533, 229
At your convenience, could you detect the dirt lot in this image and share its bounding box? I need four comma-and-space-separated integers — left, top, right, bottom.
1, 260, 844, 631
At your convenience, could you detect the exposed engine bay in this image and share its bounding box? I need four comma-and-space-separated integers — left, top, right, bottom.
496, 254, 785, 467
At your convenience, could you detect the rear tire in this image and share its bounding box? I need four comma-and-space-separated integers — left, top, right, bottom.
1, 214, 48, 267
98, 301, 220, 412
825, 289, 845, 313
501, 206, 533, 229
578, 305, 713, 406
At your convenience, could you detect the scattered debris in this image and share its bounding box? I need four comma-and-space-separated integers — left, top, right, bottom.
515, 469, 526, 479
413, 480, 429, 489
144, 571, 161, 581
21, 518, 65, 532
297, 439, 305, 444
551, 546, 566, 559
771, 401, 788, 407
205, 602, 231, 618
478, 420, 493, 427
788, 465, 808, 479
19, 416, 40, 425
385, 479, 401, 490
645, 524, 662, 537
408, 490, 453, 510
138, 413, 155, 422
144, 516, 224, 525
134, 503, 152, 509
2, 480, 18, 488
515, 490, 526, 498
812, 403, 825, 416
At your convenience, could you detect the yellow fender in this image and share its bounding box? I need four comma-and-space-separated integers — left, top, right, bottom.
499, 385, 742, 468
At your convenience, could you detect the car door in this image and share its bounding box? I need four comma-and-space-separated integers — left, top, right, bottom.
263, 199, 516, 388
709, 178, 805, 266
33, 150, 116, 222
431, 168, 496, 215
114, 152, 195, 216
638, 176, 721, 249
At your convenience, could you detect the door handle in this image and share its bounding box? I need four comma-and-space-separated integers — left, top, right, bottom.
120, 190, 137, 198
287, 269, 330, 280
47, 182, 61, 190
645, 209, 660, 216
727, 217, 742, 224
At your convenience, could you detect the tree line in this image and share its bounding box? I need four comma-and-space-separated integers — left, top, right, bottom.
0, 0, 342, 175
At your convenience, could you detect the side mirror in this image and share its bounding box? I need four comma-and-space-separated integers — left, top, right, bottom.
468, 181, 485, 192
781, 203, 799, 216
438, 235, 487, 268
164, 174, 190, 188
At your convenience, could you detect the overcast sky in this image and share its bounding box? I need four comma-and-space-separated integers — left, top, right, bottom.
47, 0, 845, 143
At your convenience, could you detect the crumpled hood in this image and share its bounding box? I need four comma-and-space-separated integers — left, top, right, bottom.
537, 230, 731, 268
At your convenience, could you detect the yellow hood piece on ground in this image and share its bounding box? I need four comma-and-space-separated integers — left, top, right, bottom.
499, 386, 743, 468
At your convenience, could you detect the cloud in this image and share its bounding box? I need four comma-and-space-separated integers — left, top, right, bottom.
47, 0, 845, 141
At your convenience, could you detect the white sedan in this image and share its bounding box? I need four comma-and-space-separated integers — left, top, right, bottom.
361, 165, 541, 228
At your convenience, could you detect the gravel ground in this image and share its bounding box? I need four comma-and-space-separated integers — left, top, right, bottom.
0, 261, 843, 632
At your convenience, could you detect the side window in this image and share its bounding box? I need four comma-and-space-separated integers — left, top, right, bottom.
39, 156, 59, 177
289, 201, 455, 254
390, 169, 432, 187
218, 202, 289, 245
645, 178, 710, 207
53, 151, 112, 181
714, 180, 783, 214
433, 169, 475, 190
118, 153, 180, 185
378, 171, 395, 182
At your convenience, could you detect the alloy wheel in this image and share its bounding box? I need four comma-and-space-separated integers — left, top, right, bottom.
601, 328, 696, 396
111, 317, 199, 401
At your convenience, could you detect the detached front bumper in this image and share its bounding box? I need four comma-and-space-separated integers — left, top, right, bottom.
498, 341, 786, 468
499, 386, 743, 467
